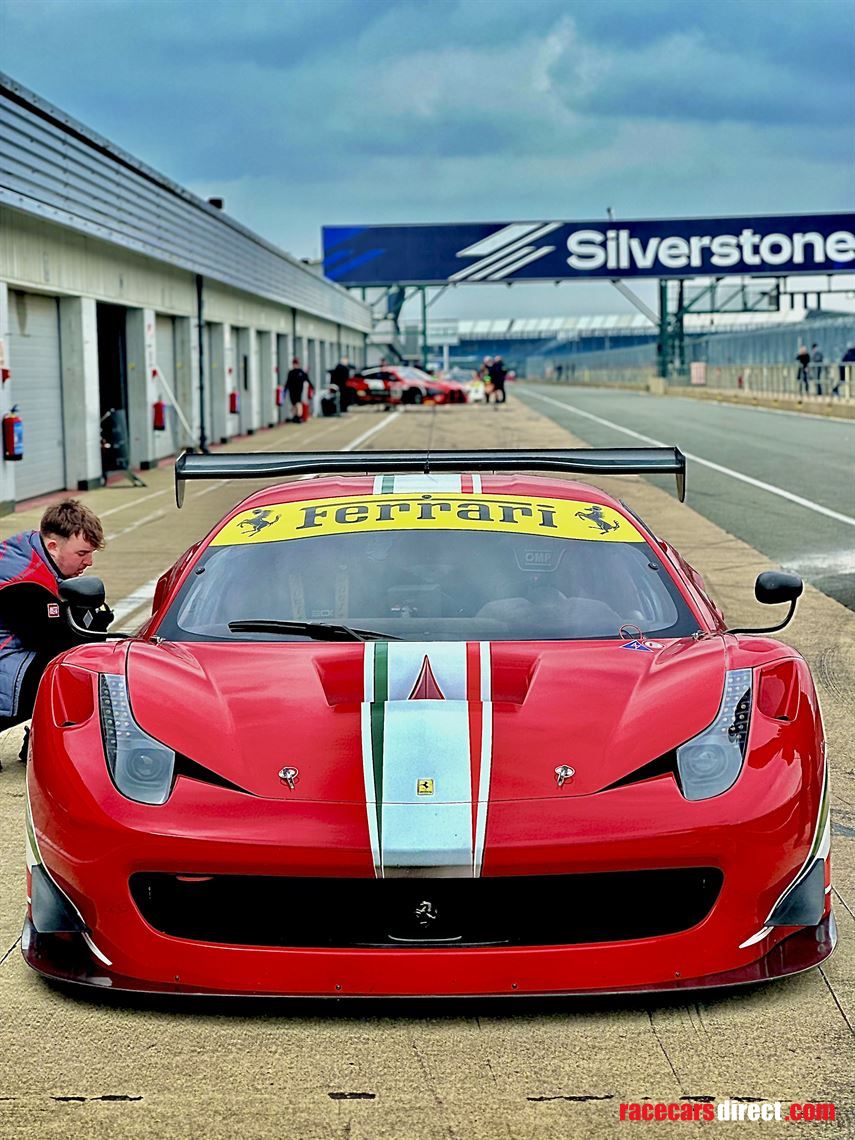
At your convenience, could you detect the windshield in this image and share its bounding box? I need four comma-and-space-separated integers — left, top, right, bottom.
157, 491, 698, 643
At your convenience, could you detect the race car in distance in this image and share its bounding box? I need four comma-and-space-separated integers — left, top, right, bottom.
344, 368, 403, 408
353, 365, 468, 406
23, 447, 833, 997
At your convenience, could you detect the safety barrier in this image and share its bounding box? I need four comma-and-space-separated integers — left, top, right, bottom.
534, 363, 854, 406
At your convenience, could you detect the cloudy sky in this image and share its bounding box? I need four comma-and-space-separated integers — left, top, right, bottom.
1, 0, 853, 319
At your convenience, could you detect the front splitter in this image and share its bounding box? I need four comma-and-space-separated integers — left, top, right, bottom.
21, 913, 837, 999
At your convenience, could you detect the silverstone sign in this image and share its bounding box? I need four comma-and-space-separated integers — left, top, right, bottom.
322, 214, 855, 286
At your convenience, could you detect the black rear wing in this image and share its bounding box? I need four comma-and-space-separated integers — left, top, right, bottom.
174, 447, 686, 508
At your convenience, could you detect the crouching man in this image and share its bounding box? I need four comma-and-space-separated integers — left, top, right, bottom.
0, 500, 113, 760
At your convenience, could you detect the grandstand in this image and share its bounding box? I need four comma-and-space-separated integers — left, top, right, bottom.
403, 310, 855, 379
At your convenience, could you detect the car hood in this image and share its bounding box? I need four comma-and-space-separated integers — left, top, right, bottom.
127, 638, 726, 803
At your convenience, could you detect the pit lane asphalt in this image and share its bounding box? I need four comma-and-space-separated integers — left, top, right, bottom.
0, 399, 852, 1140
518, 384, 855, 612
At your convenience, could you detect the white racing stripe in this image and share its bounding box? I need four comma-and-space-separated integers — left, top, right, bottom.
385, 642, 467, 700
372, 473, 465, 495
525, 388, 855, 528
381, 701, 473, 877
361, 642, 494, 879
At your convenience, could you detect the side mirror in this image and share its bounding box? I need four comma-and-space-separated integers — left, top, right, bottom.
58, 576, 132, 641
755, 570, 803, 606
727, 571, 804, 635
59, 576, 106, 609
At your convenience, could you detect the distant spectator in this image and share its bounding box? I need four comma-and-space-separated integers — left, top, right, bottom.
796, 343, 811, 393
481, 356, 494, 400
811, 343, 824, 395
556, 363, 564, 382
488, 356, 508, 404
329, 357, 351, 413
836, 346, 855, 397
286, 357, 309, 424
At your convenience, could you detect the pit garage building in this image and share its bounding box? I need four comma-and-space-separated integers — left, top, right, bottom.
0, 73, 372, 513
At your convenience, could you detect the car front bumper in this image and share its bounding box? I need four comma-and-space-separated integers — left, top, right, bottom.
25, 739, 833, 996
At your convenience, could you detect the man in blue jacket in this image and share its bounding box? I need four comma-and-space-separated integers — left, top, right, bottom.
0, 499, 112, 760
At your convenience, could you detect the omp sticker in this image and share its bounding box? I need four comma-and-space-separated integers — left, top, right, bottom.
211, 494, 643, 546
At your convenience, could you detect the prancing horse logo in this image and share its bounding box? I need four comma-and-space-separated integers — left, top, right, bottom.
575, 504, 620, 534
415, 900, 438, 927
239, 508, 281, 536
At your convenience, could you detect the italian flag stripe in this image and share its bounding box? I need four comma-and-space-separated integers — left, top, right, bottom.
371, 474, 480, 495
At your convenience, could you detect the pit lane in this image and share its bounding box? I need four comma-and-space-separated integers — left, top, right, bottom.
1, 397, 851, 1139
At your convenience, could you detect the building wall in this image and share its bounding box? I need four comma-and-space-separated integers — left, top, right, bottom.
0, 210, 368, 509
0, 74, 372, 511
0, 205, 193, 313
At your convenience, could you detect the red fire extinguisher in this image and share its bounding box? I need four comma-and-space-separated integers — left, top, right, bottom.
2, 405, 23, 461
229, 390, 240, 414
152, 398, 167, 431
275, 385, 285, 407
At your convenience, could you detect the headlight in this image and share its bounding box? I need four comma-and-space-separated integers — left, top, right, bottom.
99, 674, 175, 805
676, 668, 753, 800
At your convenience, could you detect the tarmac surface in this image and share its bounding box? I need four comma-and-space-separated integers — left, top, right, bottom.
518, 384, 855, 612
0, 396, 852, 1139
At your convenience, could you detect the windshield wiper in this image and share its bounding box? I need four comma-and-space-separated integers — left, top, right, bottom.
227, 620, 401, 642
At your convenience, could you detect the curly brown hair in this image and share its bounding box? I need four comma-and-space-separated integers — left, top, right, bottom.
40, 499, 105, 550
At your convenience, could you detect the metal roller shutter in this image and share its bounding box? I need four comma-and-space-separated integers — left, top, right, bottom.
8, 291, 66, 500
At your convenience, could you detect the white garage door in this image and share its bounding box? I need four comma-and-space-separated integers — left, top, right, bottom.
8, 291, 66, 500
154, 315, 177, 459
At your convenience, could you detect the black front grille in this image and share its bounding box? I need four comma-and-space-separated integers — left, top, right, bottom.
131, 868, 722, 949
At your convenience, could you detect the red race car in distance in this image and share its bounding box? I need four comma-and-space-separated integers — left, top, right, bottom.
23, 447, 833, 997
344, 367, 403, 408
353, 365, 468, 406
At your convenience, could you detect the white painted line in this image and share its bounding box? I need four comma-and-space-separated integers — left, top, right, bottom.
192, 479, 228, 498
254, 419, 351, 450
525, 389, 855, 528
784, 549, 855, 574
105, 507, 167, 542
105, 413, 404, 628
111, 577, 161, 625
113, 602, 154, 630
98, 490, 168, 518
342, 412, 401, 452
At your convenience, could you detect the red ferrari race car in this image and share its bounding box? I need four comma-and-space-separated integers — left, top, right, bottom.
23, 448, 834, 997
343, 367, 403, 408
353, 365, 467, 406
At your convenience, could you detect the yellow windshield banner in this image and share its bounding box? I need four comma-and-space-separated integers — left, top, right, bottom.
211, 494, 644, 546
